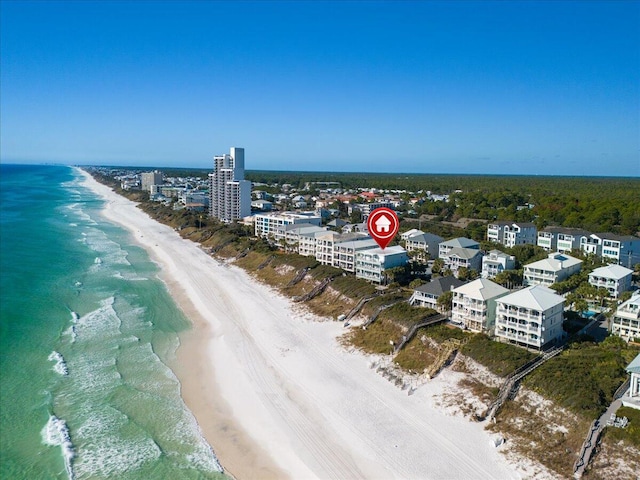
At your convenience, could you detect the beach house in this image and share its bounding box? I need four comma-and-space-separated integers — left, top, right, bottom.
523, 252, 582, 287
610, 291, 640, 340
588, 264, 633, 299
494, 285, 565, 350
410, 276, 466, 311
451, 278, 509, 332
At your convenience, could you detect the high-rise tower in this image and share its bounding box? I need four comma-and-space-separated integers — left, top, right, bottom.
208, 147, 251, 222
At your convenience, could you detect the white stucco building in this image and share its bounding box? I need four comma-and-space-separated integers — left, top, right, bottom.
254, 211, 322, 239
141, 170, 163, 193
451, 278, 509, 332
495, 285, 565, 350
355, 246, 409, 284
523, 252, 582, 287
588, 264, 633, 299
442, 247, 483, 277
209, 147, 251, 222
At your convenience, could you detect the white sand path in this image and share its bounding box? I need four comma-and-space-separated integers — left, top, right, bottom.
79, 168, 521, 480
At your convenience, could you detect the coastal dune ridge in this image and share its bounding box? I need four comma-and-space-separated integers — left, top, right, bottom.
77, 167, 521, 479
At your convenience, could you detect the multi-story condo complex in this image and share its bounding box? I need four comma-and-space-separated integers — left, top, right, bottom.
355, 246, 408, 284
208, 147, 251, 222
141, 170, 163, 193
254, 211, 322, 239
495, 285, 565, 350
404, 232, 444, 260
451, 278, 509, 332
487, 222, 537, 247
410, 276, 466, 311
277, 224, 328, 253
356, 201, 394, 219
611, 292, 640, 340
588, 264, 633, 299
315, 231, 368, 267
481, 250, 516, 279
333, 237, 380, 272
537, 227, 591, 253
438, 237, 479, 259
523, 252, 582, 287
442, 247, 483, 277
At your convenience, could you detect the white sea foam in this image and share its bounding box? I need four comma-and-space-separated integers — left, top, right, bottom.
48, 351, 69, 376
71, 312, 79, 322
94, 257, 102, 265
42, 415, 75, 480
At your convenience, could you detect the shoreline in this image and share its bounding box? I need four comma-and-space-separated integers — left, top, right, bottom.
77, 168, 522, 479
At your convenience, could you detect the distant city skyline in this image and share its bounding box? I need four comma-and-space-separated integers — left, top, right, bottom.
1, 0, 639, 176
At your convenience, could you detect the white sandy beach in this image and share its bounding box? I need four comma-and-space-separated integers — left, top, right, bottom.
79, 168, 522, 480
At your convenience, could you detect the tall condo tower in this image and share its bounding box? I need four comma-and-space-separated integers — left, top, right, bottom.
208, 147, 251, 222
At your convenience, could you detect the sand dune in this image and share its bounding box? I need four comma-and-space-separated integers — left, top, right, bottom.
79, 168, 520, 480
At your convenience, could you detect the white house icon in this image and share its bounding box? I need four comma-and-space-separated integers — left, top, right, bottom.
375, 214, 392, 233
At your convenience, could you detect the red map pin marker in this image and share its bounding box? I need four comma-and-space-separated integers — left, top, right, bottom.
367, 207, 399, 250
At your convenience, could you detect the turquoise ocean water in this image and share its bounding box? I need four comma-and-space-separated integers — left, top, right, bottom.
0, 165, 225, 479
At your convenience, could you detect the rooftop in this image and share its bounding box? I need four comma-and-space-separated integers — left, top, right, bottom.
497, 285, 564, 310
453, 278, 509, 301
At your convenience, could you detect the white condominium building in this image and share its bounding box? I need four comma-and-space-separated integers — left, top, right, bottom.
611, 292, 640, 340
523, 252, 582, 287
355, 246, 409, 284
588, 264, 633, 299
209, 147, 251, 222
451, 279, 509, 332
254, 211, 322, 239
495, 285, 565, 350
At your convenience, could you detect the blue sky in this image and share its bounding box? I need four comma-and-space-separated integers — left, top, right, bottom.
1, 0, 639, 175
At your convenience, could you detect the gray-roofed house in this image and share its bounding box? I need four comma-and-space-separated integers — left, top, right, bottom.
410, 276, 466, 312
405, 232, 444, 262
438, 237, 480, 259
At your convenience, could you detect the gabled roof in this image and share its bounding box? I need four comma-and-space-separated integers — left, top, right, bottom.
440, 237, 479, 249
497, 285, 564, 311
447, 247, 482, 260
589, 264, 633, 280
415, 276, 466, 296
452, 278, 509, 301
406, 232, 444, 244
